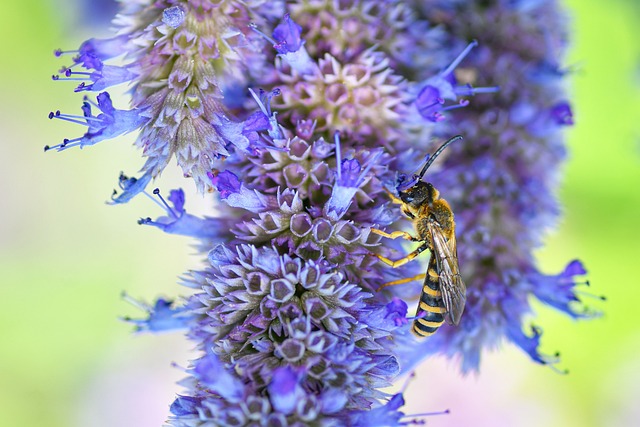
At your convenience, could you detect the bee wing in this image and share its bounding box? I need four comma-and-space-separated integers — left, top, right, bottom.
428, 221, 466, 325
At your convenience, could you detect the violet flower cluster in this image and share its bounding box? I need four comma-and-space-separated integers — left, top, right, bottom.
49, 0, 598, 424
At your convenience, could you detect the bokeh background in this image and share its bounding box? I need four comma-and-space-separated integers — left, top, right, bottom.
1, 1, 638, 426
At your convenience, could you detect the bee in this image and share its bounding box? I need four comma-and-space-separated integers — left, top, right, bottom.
371, 135, 466, 337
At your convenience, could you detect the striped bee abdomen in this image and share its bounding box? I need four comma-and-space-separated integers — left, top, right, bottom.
412, 256, 445, 337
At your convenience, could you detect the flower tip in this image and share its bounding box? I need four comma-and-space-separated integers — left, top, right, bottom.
162, 5, 185, 29
211, 170, 241, 199
562, 259, 586, 277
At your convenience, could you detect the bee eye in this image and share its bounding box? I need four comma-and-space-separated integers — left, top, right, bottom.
400, 192, 413, 203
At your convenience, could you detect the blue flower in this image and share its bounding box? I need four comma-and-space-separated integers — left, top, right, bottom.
121, 294, 192, 333
54, 35, 129, 70
415, 40, 498, 122
45, 92, 146, 152
251, 14, 318, 75
210, 170, 273, 213
108, 171, 152, 205
138, 188, 232, 241
324, 133, 382, 221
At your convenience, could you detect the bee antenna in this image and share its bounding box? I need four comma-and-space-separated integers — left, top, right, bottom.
417, 135, 463, 180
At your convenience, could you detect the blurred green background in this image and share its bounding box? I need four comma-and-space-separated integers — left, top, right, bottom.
0, 1, 638, 426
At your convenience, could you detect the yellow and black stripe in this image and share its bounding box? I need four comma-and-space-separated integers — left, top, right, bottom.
412, 256, 445, 337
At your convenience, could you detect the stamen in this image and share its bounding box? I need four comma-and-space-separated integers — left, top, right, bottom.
469, 86, 500, 94
121, 291, 151, 311
43, 137, 81, 152
544, 352, 569, 375
248, 22, 277, 45
334, 131, 342, 181
440, 99, 470, 112
441, 39, 478, 77
48, 110, 101, 126
575, 290, 606, 302
455, 84, 500, 96
83, 95, 98, 108
405, 410, 451, 417
400, 420, 426, 426
400, 409, 450, 425
141, 188, 172, 214
248, 87, 282, 139
400, 371, 416, 393
59, 63, 81, 74
51, 73, 88, 82
153, 188, 179, 218
249, 88, 271, 118
53, 48, 78, 57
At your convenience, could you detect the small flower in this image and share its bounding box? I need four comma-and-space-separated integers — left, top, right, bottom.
108, 170, 153, 205
121, 293, 192, 333
45, 92, 146, 152
324, 132, 382, 221
162, 6, 186, 29
271, 14, 318, 76
210, 170, 273, 213
54, 35, 129, 70
138, 188, 232, 241
415, 40, 498, 122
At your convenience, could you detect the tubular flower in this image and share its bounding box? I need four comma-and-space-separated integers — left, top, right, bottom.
47, 0, 598, 424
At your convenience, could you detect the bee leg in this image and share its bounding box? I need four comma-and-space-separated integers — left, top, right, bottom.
370, 228, 419, 241
383, 188, 404, 205
377, 273, 427, 291
375, 243, 429, 268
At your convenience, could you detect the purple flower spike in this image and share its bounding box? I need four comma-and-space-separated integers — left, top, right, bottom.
47, 0, 598, 424
405, 0, 600, 373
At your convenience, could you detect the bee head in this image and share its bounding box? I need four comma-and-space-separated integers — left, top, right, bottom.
394, 135, 462, 209
398, 181, 438, 208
